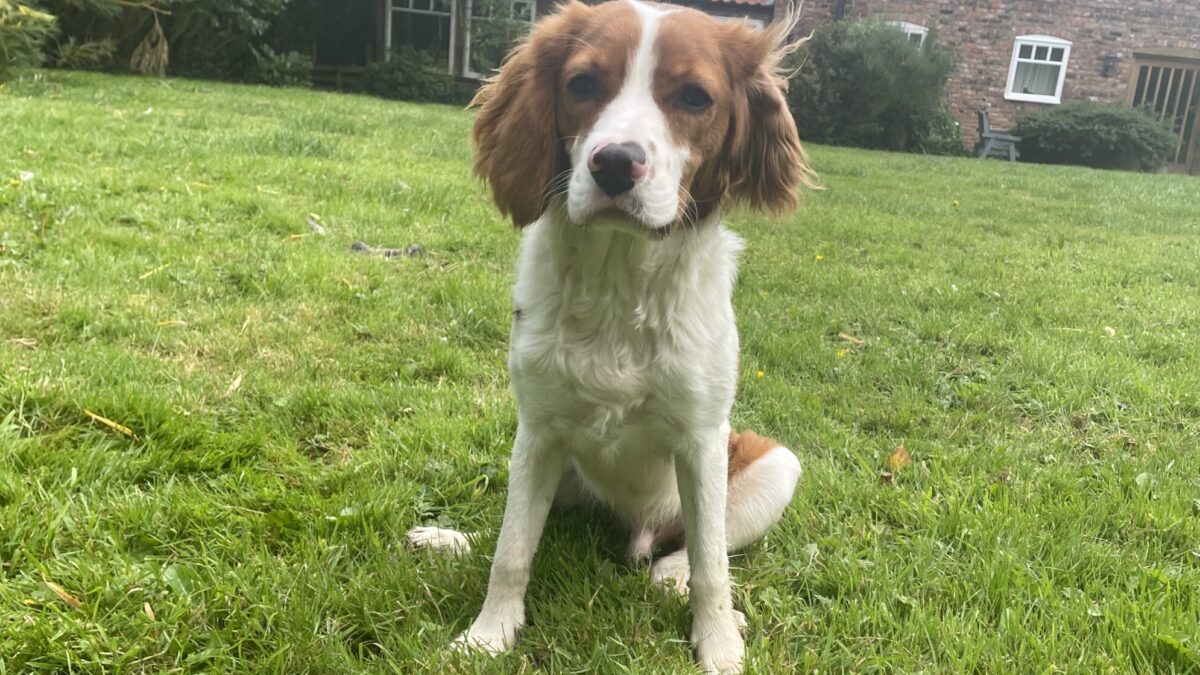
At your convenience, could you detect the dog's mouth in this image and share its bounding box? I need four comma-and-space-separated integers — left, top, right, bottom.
583, 206, 674, 239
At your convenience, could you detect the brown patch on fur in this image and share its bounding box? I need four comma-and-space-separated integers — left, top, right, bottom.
471, 1, 641, 227
727, 428, 783, 478
654, 9, 818, 223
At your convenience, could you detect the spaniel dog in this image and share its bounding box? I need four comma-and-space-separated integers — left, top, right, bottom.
407, 1, 815, 672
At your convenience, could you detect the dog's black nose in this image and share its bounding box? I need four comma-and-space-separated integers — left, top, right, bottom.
588, 142, 648, 197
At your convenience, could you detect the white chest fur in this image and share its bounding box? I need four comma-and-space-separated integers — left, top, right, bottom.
506, 213, 742, 525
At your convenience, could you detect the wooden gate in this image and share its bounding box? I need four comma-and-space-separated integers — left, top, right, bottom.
1127, 49, 1200, 174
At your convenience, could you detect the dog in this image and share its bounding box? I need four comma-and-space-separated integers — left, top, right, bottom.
406, 1, 815, 672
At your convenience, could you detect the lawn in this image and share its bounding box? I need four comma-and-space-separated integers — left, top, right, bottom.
2, 70, 1199, 673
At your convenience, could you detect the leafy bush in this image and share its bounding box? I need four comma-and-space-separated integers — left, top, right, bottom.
361, 47, 458, 103
252, 44, 311, 87
52, 36, 115, 69
786, 20, 961, 154
1013, 102, 1179, 171
39, 0, 290, 78
0, 1, 57, 75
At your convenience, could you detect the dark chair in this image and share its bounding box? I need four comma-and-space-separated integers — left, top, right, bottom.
975, 110, 1021, 161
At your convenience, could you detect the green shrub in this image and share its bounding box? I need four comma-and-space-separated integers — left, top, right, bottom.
361, 47, 458, 103
53, 36, 115, 69
0, 1, 57, 75
251, 44, 311, 87
1012, 101, 1179, 171
39, 0, 289, 78
786, 19, 961, 154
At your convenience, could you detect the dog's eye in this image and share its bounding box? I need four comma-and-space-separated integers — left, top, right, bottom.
678, 85, 712, 111
567, 73, 599, 98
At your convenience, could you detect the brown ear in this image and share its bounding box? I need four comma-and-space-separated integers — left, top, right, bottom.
721, 22, 818, 216
472, 3, 589, 227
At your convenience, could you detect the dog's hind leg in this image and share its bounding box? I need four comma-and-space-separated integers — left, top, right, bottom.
650, 430, 800, 593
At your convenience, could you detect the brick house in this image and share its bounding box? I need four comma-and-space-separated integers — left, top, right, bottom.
797, 0, 1200, 173
336, 0, 1198, 172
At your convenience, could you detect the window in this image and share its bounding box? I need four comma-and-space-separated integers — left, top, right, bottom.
1005, 35, 1072, 104
463, 0, 535, 78
713, 15, 765, 29
389, 0, 455, 72
888, 21, 928, 48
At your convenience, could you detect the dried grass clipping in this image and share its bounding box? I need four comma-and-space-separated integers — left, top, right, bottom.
130, 15, 169, 76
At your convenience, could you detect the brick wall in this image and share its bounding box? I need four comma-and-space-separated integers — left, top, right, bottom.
792, 0, 1200, 147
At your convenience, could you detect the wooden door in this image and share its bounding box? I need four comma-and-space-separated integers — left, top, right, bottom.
1127, 51, 1200, 174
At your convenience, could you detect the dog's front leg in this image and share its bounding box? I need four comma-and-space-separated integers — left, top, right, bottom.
675, 428, 744, 674
454, 424, 563, 655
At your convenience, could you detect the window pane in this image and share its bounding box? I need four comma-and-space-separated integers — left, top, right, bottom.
411, 0, 431, 10
467, 4, 533, 74
512, 0, 532, 21
1012, 61, 1061, 96
1034, 45, 1049, 60
1019, 44, 1033, 59
392, 10, 451, 66
432, 0, 451, 12
1050, 47, 1064, 62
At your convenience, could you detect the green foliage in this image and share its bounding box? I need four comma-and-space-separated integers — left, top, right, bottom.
361, 46, 460, 104
1013, 101, 1179, 171
158, 0, 291, 78
52, 35, 115, 69
39, 0, 291, 78
0, 1, 57, 75
787, 19, 961, 154
251, 43, 310, 87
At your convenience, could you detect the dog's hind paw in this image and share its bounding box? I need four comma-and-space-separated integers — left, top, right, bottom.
650, 550, 690, 595
405, 526, 473, 556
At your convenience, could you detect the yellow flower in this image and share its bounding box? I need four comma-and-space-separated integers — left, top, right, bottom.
815, 254, 825, 262
755, 370, 765, 379
836, 349, 848, 359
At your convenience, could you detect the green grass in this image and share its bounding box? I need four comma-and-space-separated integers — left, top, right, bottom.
2, 70, 1199, 673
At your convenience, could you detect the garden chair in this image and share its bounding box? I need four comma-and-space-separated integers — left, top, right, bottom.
975, 110, 1021, 161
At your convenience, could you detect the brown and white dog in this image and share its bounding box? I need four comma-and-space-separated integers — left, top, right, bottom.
406, 1, 815, 672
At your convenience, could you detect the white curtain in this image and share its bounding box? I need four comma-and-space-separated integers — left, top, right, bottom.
1013, 62, 1060, 96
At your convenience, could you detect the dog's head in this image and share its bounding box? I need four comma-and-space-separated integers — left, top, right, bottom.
471, 0, 816, 235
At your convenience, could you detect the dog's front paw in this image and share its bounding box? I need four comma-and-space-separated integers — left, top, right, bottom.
451, 612, 524, 655
692, 611, 745, 674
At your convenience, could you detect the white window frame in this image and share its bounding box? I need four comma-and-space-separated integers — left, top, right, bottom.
462, 0, 535, 79
713, 15, 765, 29
1004, 35, 1072, 104
888, 21, 928, 47
385, 0, 458, 74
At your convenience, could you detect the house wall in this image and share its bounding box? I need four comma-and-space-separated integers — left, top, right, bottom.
796, 0, 1200, 147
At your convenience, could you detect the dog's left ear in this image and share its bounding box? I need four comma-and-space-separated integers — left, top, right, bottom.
723, 22, 818, 216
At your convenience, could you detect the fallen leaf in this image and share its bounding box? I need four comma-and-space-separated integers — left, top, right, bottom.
306, 214, 327, 235
1104, 326, 1116, 338
879, 471, 894, 484
156, 319, 186, 327
137, 262, 171, 280
83, 409, 136, 438
225, 373, 243, 396
44, 580, 82, 610
838, 332, 865, 346
8, 337, 37, 348
283, 233, 308, 242
885, 446, 912, 471
143, 602, 156, 621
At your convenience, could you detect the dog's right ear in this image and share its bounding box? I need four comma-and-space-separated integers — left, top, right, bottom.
471, 2, 591, 227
